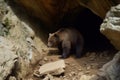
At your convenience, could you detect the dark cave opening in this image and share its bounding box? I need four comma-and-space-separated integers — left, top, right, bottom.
58, 8, 114, 51
7, 0, 115, 52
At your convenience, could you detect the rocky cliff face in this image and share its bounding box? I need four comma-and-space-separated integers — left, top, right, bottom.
0, 2, 47, 79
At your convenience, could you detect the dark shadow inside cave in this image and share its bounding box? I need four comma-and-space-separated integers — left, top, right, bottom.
58, 8, 114, 52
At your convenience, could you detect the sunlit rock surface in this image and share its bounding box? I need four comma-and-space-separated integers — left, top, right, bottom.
100, 4, 120, 50
0, 36, 18, 80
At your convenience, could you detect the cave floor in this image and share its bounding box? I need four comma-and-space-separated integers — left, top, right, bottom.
28, 49, 116, 80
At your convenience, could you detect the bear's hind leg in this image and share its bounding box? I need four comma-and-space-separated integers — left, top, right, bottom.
75, 44, 83, 58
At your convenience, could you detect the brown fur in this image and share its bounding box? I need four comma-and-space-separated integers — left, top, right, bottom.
47, 27, 84, 58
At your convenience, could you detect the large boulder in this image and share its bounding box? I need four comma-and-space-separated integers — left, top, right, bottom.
1, 6, 46, 79
91, 51, 120, 80
100, 4, 120, 50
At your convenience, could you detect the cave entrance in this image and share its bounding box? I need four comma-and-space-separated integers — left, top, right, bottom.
58, 8, 114, 52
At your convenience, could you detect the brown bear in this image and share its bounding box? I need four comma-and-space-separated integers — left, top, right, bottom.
47, 27, 84, 58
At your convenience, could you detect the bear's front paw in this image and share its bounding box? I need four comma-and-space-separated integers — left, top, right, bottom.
75, 54, 81, 58
59, 53, 69, 59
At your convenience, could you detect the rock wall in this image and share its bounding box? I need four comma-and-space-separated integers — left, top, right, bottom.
77, 0, 113, 18
5, 0, 120, 28
0, 36, 18, 80
9, 0, 80, 27
100, 4, 120, 50
0, 4, 47, 79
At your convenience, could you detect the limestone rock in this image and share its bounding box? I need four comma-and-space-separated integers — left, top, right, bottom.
100, 4, 120, 50
90, 51, 120, 80
0, 23, 9, 36
100, 51, 120, 80
9, 76, 17, 80
43, 74, 54, 80
39, 60, 65, 76
80, 75, 95, 80
0, 37, 18, 80
1, 6, 45, 79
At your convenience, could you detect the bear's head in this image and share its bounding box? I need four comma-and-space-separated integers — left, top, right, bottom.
47, 33, 59, 47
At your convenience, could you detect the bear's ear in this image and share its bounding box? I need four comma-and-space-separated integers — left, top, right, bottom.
49, 33, 52, 36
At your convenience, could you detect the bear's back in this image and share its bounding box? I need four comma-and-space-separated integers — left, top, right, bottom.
56, 27, 83, 44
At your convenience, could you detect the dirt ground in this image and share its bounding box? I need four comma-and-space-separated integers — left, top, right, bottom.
28, 49, 117, 80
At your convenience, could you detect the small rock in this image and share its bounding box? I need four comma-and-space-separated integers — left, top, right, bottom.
85, 52, 91, 57
89, 52, 96, 58
68, 72, 77, 77
79, 75, 92, 80
39, 60, 65, 76
65, 61, 70, 65
71, 72, 76, 76
43, 76, 49, 80
71, 64, 76, 66
86, 65, 91, 70
78, 68, 82, 71
91, 63, 99, 67
78, 72, 84, 76
33, 70, 40, 77
26, 37, 33, 44
27, 79, 33, 80
68, 73, 72, 77
43, 57, 48, 61
90, 57, 95, 61
72, 77, 78, 80
9, 76, 16, 80
63, 75, 66, 78
43, 74, 54, 80
85, 71, 90, 74
63, 78, 69, 80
